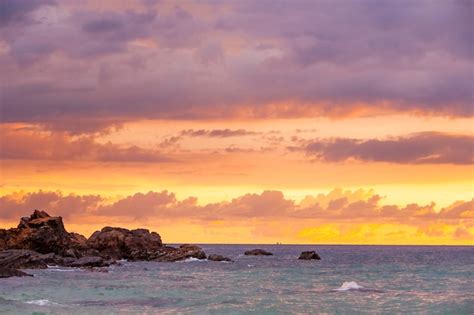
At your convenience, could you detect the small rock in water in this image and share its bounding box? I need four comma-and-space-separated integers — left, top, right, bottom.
298, 251, 321, 260
208, 254, 233, 262
244, 249, 273, 256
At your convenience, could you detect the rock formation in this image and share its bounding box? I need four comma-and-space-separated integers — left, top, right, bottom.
244, 249, 273, 256
0, 210, 219, 277
298, 251, 321, 260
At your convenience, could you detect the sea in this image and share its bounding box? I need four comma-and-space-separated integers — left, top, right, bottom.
0, 245, 472, 314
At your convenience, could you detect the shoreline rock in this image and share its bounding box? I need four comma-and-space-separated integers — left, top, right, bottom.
244, 249, 273, 256
0, 210, 233, 277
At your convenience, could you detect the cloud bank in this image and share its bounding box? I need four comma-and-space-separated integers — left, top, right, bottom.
0, 0, 472, 132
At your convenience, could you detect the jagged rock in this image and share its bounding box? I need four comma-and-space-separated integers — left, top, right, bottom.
69, 256, 108, 268
298, 251, 321, 260
208, 254, 233, 262
244, 249, 273, 256
0, 268, 32, 278
0, 211, 213, 267
0, 210, 88, 258
87, 227, 163, 260
154, 245, 207, 262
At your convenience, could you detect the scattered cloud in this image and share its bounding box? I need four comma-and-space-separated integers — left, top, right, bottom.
1, 188, 471, 223
181, 129, 260, 138
0, 125, 172, 163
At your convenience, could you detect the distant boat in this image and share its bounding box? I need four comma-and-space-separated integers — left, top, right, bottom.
276, 242, 282, 245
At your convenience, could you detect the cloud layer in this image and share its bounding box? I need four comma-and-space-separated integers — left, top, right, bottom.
0, 0, 472, 132
2, 126, 472, 165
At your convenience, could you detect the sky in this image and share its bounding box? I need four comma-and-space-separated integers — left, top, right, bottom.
0, 0, 472, 245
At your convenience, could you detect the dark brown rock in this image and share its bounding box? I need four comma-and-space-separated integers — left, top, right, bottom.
0, 210, 88, 258
154, 244, 207, 262
0, 211, 214, 266
244, 249, 273, 256
87, 227, 163, 260
0, 268, 33, 278
298, 251, 321, 260
208, 254, 233, 262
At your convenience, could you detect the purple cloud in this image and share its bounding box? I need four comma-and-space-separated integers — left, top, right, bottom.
300, 132, 474, 165
0, 1, 472, 132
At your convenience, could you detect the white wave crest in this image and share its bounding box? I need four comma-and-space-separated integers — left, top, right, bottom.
46, 266, 78, 272
334, 281, 364, 291
182, 257, 207, 262
25, 299, 59, 306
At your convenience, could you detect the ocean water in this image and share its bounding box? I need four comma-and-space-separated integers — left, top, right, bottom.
0, 245, 472, 314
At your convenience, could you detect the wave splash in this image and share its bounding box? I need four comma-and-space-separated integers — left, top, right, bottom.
24, 299, 59, 306
334, 281, 364, 291
182, 257, 207, 262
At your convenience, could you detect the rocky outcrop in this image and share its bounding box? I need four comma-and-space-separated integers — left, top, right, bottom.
298, 251, 321, 260
208, 254, 233, 262
244, 249, 273, 256
0, 210, 216, 277
87, 227, 163, 260
0, 210, 87, 258
154, 245, 206, 262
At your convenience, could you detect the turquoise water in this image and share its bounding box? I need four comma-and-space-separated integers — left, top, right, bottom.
0, 245, 473, 314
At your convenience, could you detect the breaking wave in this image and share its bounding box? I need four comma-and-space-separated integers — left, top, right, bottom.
333, 281, 364, 291
332, 281, 383, 293
24, 299, 60, 306
182, 257, 207, 262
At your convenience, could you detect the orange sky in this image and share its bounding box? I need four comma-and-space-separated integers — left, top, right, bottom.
0, 1, 472, 245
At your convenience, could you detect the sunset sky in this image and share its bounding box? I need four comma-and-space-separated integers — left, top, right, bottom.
0, 0, 472, 245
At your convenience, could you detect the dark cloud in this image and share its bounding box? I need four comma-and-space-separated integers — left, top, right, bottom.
0, 1, 472, 132
300, 132, 474, 165
0, 0, 54, 27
